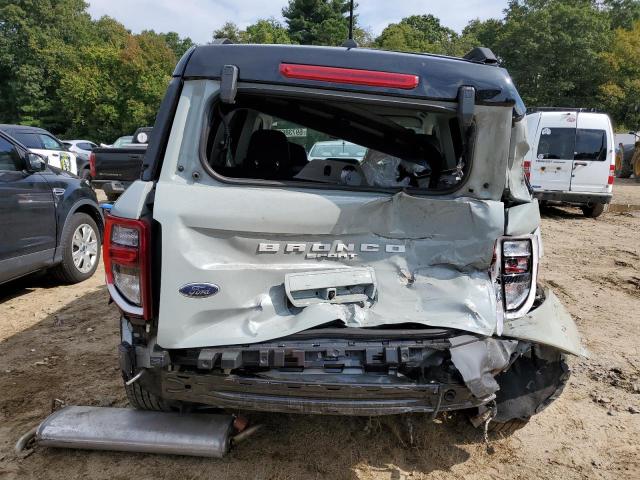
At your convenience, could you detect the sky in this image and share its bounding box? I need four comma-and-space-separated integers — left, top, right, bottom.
86, 0, 508, 44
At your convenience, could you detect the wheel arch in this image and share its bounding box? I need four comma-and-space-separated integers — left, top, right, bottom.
54, 199, 104, 264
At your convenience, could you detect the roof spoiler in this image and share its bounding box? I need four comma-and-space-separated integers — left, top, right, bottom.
463, 47, 498, 65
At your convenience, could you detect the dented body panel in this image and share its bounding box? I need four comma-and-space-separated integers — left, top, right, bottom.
106, 44, 585, 422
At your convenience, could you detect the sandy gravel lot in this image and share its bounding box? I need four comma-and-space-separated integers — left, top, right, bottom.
1, 181, 639, 479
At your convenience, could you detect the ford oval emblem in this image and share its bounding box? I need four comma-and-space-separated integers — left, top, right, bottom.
179, 283, 219, 298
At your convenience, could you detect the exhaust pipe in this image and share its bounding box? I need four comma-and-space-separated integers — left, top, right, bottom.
20, 406, 234, 458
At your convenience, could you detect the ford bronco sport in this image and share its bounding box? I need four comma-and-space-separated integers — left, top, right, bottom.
104, 44, 584, 432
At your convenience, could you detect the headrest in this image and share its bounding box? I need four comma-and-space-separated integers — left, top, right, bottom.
244, 130, 291, 180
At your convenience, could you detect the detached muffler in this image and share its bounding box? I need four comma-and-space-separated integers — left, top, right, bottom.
17, 406, 237, 458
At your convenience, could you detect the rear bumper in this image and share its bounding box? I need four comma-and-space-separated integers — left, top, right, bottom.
92, 180, 131, 195
137, 333, 520, 416
160, 370, 487, 416
534, 190, 612, 205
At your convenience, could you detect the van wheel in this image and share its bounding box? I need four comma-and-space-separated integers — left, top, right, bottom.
52, 213, 101, 283
582, 203, 605, 218
125, 381, 173, 412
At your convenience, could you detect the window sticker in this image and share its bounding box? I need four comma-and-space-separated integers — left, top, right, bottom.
541, 127, 552, 135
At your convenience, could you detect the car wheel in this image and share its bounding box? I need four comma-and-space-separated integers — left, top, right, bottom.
52, 212, 101, 283
581, 203, 605, 218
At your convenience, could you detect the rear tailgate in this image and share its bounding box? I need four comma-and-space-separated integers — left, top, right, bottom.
93, 146, 146, 182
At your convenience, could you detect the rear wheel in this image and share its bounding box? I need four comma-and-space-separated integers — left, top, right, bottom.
125, 381, 173, 412
488, 418, 529, 435
581, 203, 605, 218
51, 213, 100, 283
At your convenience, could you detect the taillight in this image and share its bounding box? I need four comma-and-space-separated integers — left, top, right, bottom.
89, 152, 96, 179
501, 239, 535, 314
523, 160, 531, 181
103, 214, 152, 320
608, 164, 615, 185
279, 63, 419, 90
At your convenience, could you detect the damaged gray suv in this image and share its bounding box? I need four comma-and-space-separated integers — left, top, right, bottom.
104, 44, 584, 433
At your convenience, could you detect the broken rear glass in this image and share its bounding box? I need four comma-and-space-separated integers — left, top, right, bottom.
203, 94, 470, 192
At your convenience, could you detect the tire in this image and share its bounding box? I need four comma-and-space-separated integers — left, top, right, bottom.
581, 203, 605, 218
618, 169, 632, 179
51, 212, 101, 284
105, 192, 120, 202
125, 381, 173, 412
488, 418, 529, 436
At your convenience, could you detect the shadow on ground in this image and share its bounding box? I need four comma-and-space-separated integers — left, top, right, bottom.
1, 286, 497, 480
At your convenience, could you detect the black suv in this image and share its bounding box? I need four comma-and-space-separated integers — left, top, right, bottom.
0, 131, 103, 285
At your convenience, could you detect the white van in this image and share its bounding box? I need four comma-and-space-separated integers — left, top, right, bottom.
524, 109, 614, 217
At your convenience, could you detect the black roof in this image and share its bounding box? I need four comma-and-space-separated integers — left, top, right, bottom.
175, 44, 525, 112
0, 124, 49, 135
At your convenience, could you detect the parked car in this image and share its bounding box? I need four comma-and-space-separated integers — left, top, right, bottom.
308, 140, 367, 161
524, 108, 615, 217
90, 127, 151, 201
0, 124, 78, 176
104, 44, 583, 433
0, 130, 103, 285
62, 139, 98, 180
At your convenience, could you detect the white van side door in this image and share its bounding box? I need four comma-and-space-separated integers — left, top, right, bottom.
569, 113, 613, 193
529, 112, 575, 192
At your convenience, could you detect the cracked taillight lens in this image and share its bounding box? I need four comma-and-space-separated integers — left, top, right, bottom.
502, 240, 533, 311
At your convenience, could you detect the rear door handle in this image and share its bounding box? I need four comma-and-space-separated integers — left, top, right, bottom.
573, 161, 588, 167
51, 153, 59, 157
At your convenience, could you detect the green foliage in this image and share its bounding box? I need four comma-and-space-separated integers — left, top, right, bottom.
600, 20, 640, 130
603, 0, 640, 29
213, 21, 243, 43
283, 0, 354, 46
212, 19, 292, 45
0, 0, 193, 142
494, 0, 612, 108
375, 14, 460, 55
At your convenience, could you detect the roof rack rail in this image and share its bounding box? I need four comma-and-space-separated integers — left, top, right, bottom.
463, 47, 498, 65
526, 107, 604, 114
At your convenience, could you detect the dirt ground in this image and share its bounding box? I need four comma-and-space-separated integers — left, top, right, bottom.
1, 181, 639, 480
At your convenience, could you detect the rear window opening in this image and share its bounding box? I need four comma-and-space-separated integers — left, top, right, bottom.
202, 93, 470, 193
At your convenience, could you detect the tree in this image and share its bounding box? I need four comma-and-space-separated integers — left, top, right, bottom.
603, 0, 640, 29
375, 14, 460, 55
0, 0, 193, 141
494, 0, 612, 108
599, 20, 640, 130
213, 21, 242, 43
162, 32, 195, 59
456, 18, 503, 55
242, 18, 292, 44
283, 0, 354, 46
